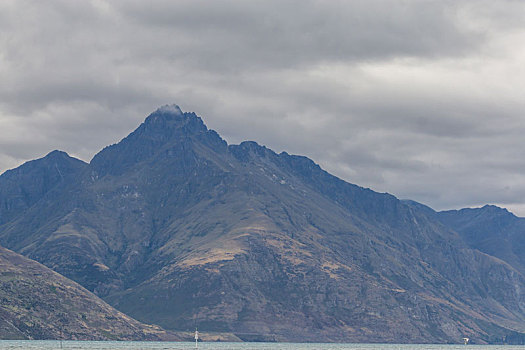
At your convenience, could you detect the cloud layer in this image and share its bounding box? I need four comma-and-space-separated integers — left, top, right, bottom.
2, 0, 525, 214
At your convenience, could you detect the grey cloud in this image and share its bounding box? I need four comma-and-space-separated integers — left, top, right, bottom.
116, 0, 485, 70
2, 81, 158, 115
1, 0, 525, 216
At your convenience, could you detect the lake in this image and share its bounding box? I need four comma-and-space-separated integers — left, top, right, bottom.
0, 341, 523, 350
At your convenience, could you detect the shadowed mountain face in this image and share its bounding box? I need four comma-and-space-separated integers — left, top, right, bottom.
402, 201, 525, 281
0, 150, 88, 227
0, 245, 176, 340
437, 205, 525, 277
1, 105, 525, 343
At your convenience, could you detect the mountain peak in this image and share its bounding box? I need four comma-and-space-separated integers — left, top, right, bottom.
155, 104, 183, 115
142, 104, 207, 135
90, 105, 226, 176
481, 204, 507, 211
44, 149, 71, 160
478, 204, 516, 218
450, 204, 514, 218
144, 104, 183, 124
1, 150, 85, 179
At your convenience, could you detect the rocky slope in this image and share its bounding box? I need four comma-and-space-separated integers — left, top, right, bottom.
0, 105, 524, 343
0, 245, 177, 340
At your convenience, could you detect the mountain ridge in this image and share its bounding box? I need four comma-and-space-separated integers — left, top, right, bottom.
0, 105, 524, 344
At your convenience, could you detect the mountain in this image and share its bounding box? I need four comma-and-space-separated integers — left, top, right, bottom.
437, 205, 525, 277
0, 150, 88, 227
402, 201, 525, 281
0, 244, 177, 340
1, 105, 525, 343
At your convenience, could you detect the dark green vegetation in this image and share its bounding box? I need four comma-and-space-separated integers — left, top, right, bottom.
0, 105, 524, 343
0, 245, 178, 340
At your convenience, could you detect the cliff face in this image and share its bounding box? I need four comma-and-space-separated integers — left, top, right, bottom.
1, 105, 524, 343
0, 245, 177, 340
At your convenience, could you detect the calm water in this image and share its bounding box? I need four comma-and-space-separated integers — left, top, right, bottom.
0, 342, 523, 350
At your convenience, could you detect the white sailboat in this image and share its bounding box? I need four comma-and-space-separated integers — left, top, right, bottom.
195, 328, 199, 349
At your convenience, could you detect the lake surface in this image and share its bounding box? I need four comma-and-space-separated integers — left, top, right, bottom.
0, 341, 523, 350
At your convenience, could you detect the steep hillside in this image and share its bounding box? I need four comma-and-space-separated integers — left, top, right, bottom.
0, 245, 177, 340
0, 105, 524, 343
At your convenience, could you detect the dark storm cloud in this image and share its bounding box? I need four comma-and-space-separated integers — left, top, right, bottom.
1, 0, 525, 215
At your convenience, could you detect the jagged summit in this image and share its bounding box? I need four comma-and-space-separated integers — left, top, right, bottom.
144, 104, 207, 132
155, 104, 183, 115
90, 105, 225, 176
479, 204, 513, 215
144, 104, 206, 133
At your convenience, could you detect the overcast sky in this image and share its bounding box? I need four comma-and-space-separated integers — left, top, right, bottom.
2, 0, 525, 215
